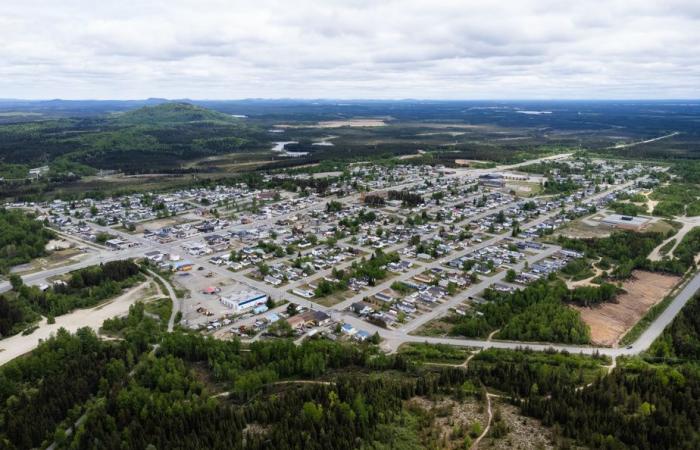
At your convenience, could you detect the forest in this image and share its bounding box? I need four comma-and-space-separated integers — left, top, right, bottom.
555, 229, 699, 279
448, 277, 612, 344
516, 293, 700, 450
0, 208, 55, 274
0, 103, 270, 174
2, 283, 700, 449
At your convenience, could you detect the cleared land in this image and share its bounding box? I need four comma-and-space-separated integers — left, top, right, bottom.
0, 281, 151, 365
132, 214, 198, 234
277, 118, 387, 128
481, 399, 556, 450
573, 271, 680, 346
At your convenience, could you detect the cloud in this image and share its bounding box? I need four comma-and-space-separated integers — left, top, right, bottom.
0, 0, 698, 99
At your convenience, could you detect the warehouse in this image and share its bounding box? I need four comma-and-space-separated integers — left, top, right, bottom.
220, 290, 268, 312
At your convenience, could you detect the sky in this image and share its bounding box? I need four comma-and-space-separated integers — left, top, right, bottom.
1, 0, 699, 100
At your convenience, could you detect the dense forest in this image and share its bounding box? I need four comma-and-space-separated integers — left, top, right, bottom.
517, 292, 700, 450
447, 277, 615, 344
0, 208, 54, 274
557, 229, 698, 279
2, 285, 700, 448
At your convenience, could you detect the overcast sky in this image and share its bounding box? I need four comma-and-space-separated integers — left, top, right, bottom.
1, 0, 699, 100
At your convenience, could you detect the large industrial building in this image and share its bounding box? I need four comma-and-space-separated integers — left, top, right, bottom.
220, 290, 269, 313
478, 173, 506, 188
601, 214, 650, 231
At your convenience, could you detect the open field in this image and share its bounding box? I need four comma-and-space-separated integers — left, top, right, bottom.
553, 215, 614, 239
132, 214, 199, 234
573, 270, 680, 346
9, 247, 89, 276
276, 118, 388, 128
506, 180, 542, 197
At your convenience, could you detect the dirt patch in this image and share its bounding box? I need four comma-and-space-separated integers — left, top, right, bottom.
134, 215, 198, 234
409, 396, 488, 448
573, 271, 680, 346
554, 216, 613, 239
481, 399, 556, 450
410, 316, 454, 337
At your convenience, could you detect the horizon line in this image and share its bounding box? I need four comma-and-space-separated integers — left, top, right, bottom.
1, 97, 700, 103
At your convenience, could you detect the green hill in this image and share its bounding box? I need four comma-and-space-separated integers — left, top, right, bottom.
112, 102, 237, 125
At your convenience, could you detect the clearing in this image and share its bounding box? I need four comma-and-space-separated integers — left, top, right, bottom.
133, 214, 199, 234
572, 270, 680, 346
480, 399, 556, 449
9, 247, 90, 276
0, 281, 152, 366
276, 118, 388, 128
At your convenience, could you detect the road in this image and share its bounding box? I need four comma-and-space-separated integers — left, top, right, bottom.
147, 270, 181, 332
608, 131, 679, 150
649, 216, 700, 261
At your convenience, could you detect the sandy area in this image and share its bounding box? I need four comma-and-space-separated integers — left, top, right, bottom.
416, 131, 467, 137
10, 248, 90, 276
573, 271, 680, 346
316, 119, 387, 128
0, 281, 151, 366
276, 118, 387, 128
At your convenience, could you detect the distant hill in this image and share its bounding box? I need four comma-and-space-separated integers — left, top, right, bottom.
112, 102, 237, 125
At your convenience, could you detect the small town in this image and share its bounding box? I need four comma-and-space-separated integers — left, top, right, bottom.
3, 154, 672, 351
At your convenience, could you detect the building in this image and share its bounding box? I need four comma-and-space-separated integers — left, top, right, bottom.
105, 238, 128, 250
351, 302, 374, 315
341, 323, 356, 335
220, 290, 268, 312
171, 260, 194, 272
478, 173, 505, 188
29, 165, 50, 179
355, 330, 371, 341
601, 214, 650, 231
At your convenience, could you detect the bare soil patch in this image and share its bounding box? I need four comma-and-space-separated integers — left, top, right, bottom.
481, 399, 556, 450
573, 270, 680, 346
134, 215, 198, 234
409, 396, 488, 449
